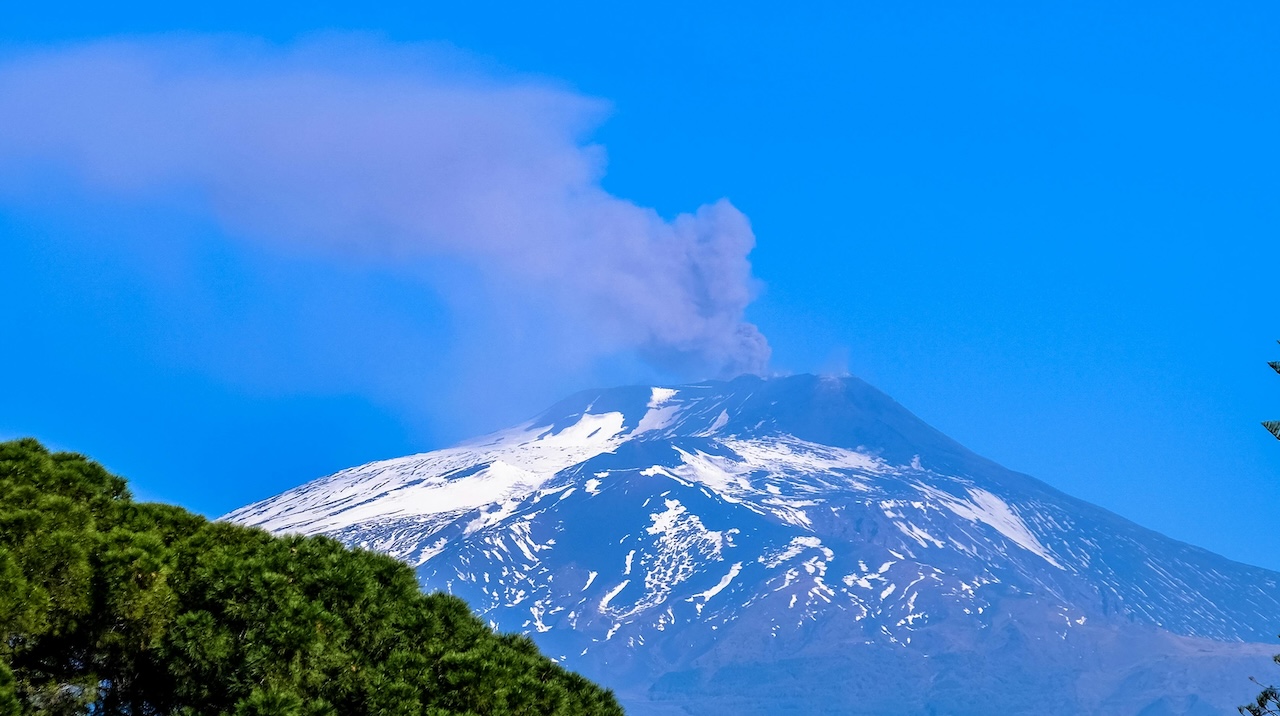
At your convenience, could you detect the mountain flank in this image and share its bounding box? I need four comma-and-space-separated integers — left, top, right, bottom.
229, 374, 1280, 715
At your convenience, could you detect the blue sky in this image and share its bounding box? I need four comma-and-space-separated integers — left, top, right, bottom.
2, 1, 1279, 569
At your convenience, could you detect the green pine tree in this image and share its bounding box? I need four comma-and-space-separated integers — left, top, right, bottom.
1243, 344, 1280, 714
1267, 344, 1280, 441
0, 438, 625, 716
1266, 421, 1280, 441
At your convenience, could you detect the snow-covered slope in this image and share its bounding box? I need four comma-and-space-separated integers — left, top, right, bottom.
226, 375, 1280, 715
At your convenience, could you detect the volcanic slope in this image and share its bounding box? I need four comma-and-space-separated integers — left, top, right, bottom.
226, 374, 1280, 716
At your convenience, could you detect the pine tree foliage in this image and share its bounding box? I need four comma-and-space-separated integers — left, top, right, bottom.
1266, 422, 1280, 441
1244, 344, 1280, 714
1242, 659, 1280, 716
1267, 345, 1280, 441
0, 438, 625, 716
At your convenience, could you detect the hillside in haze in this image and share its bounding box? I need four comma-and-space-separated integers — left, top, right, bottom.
228, 374, 1280, 715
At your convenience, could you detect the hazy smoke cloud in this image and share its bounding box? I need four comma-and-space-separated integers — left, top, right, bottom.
0, 37, 769, 380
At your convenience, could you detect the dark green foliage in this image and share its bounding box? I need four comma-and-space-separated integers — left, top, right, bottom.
0, 438, 624, 716
1245, 347, 1280, 712
1242, 653, 1280, 715
1268, 344, 1280, 441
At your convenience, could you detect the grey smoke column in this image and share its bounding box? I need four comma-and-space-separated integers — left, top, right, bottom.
0, 36, 770, 377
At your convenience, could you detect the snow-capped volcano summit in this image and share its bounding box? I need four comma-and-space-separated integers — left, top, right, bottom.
226, 375, 1280, 715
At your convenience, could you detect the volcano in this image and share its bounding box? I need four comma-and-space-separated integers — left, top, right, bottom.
226, 374, 1280, 715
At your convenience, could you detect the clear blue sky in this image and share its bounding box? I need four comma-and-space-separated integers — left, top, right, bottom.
2, 1, 1278, 569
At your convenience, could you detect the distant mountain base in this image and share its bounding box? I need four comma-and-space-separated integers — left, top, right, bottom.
608, 628, 1273, 715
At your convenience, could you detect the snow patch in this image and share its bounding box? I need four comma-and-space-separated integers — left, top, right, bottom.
760, 536, 826, 569
648, 387, 679, 407
599, 580, 630, 612
696, 409, 730, 436
226, 411, 628, 535
918, 485, 1062, 568
635, 405, 681, 435
688, 562, 743, 614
